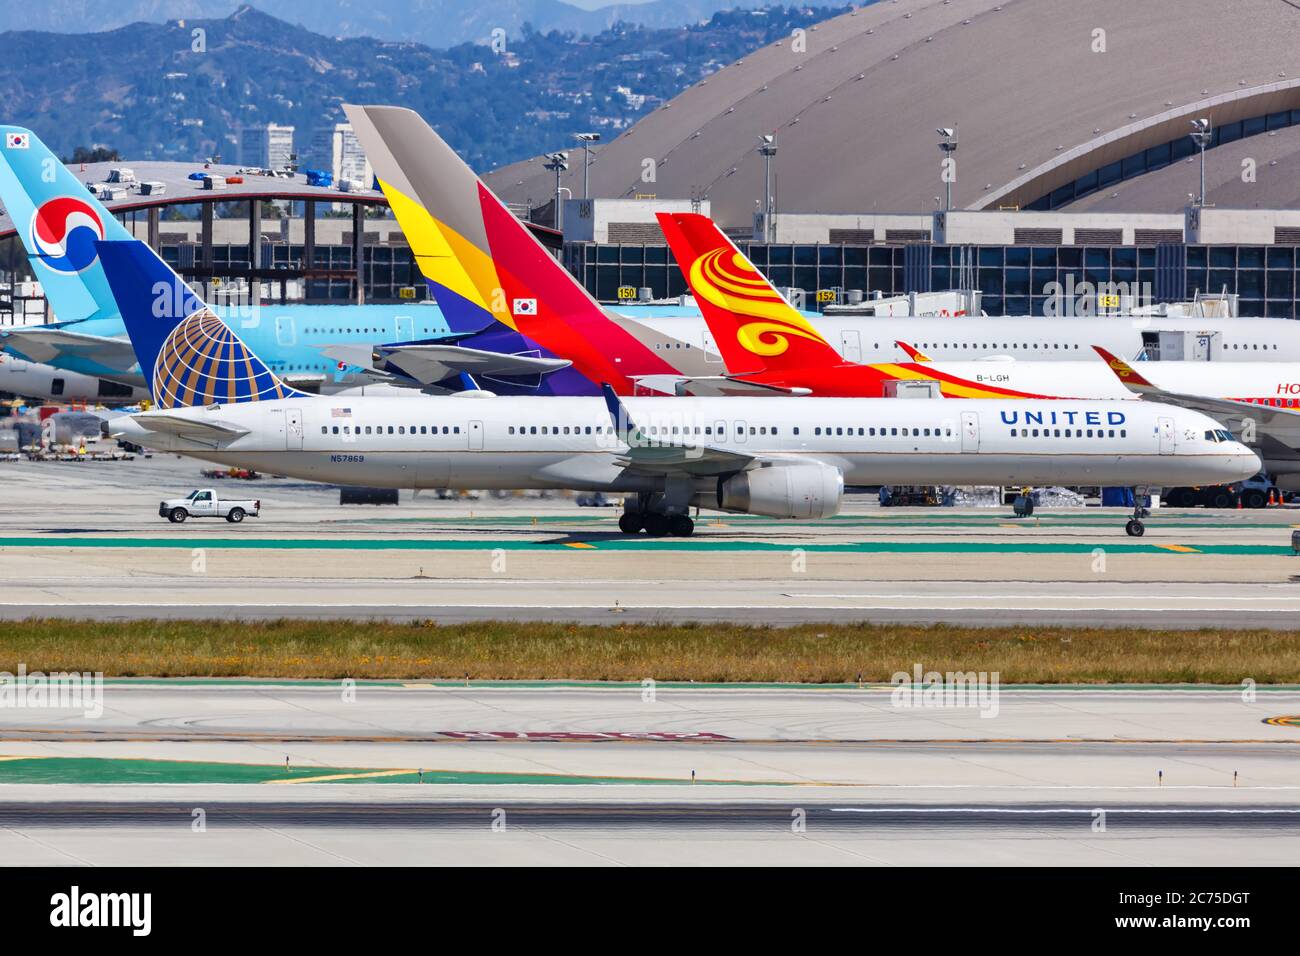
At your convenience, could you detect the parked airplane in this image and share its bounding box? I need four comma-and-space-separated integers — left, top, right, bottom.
0, 123, 462, 397
0, 121, 727, 400
96, 231, 1256, 536
0, 350, 148, 403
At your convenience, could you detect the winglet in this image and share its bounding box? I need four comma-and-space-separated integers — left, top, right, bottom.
601, 381, 643, 443
895, 340, 932, 363
1092, 345, 1157, 393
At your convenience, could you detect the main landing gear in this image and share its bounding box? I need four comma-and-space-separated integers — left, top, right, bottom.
1125, 486, 1151, 537
619, 495, 695, 537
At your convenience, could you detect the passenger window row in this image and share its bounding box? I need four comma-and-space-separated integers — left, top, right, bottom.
902, 342, 1082, 351
508, 425, 614, 435
1009, 428, 1127, 438
322, 424, 461, 435
814, 425, 954, 438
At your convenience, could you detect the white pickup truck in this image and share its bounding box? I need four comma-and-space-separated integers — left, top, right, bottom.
159, 489, 261, 523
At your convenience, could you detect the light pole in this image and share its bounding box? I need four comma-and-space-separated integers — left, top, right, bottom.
937, 127, 958, 211
543, 151, 569, 231
574, 132, 600, 199
757, 134, 777, 242
1189, 118, 1213, 207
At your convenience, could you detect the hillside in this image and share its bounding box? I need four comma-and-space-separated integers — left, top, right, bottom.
0, 0, 848, 49
0, 4, 846, 172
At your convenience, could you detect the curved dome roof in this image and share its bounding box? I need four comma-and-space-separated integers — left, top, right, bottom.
484, 0, 1300, 227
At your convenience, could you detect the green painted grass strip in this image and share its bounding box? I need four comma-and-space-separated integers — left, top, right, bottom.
0, 756, 769, 786
0, 536, 1289, 556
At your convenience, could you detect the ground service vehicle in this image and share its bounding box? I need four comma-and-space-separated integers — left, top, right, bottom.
159, 489, 261, 523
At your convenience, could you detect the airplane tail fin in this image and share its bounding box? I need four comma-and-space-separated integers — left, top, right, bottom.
656, 211, 843, 375
94, 239, 305, 408
0, 126, 135, 324
343, 105, 674, 392
1092, 345, 1158, 394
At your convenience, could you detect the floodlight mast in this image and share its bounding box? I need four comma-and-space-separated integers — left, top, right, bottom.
937, 127, 958, 211
758, 134, 778, 242
544, 151, 570, 230
1189, 118, 1213, 207
574, 132, 601, 200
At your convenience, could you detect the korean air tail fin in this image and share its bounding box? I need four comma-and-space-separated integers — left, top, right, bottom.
94, 239, 305, 408
0, 126, 134, 324
656, 212, 844, 375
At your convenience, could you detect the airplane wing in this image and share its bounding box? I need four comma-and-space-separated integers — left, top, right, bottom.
0, 327, 138, 372
601, 383, 755, 476
124, 413, 249, 445
631, 374, 811, 397
1092, 345, 1300, 430
373, 344, 572, 386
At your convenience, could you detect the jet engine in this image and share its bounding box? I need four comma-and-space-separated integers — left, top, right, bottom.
707, 462, 844, 519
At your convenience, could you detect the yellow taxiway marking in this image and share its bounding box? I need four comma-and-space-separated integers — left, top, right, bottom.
267, 769, 415, 785
0, 755, 51, 762
1156, 544, 1201, 553
563, 542, 597, 549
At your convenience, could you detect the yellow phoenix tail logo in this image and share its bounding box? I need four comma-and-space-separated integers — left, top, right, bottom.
688, 247, 827, 356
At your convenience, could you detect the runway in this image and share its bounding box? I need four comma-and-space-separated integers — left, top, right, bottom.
1, 455, 1298, 628
4, 578, 1300, 627
1, 682, 1299, 864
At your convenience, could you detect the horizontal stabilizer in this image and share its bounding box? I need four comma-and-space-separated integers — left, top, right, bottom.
127, 412, 249, 443
374, 343, 571, 386
0, 327, 138, 373
637, 374, 811, 397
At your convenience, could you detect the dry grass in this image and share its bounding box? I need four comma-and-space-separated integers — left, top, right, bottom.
0, 618, 1296, 683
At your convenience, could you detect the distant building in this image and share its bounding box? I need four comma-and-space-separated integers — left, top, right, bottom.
237, 123, 295, 171
309, 123, 372, 187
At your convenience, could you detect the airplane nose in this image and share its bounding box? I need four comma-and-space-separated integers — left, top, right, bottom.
1231, 448, 1262, 480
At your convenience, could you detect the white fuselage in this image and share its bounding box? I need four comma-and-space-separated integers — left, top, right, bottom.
906, 358, 1300, 475
912, 359, 1300, 405
114, 395, 1259, 497
0, 353, 147, 404
622, 315, 1300, 368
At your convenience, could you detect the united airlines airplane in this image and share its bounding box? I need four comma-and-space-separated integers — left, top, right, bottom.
85, 219, 1256, 536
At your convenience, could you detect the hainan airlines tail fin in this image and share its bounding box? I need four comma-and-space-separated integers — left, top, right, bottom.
656, 211, 844, 376
0, 126, 135, 325
95, 239, 306, 408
